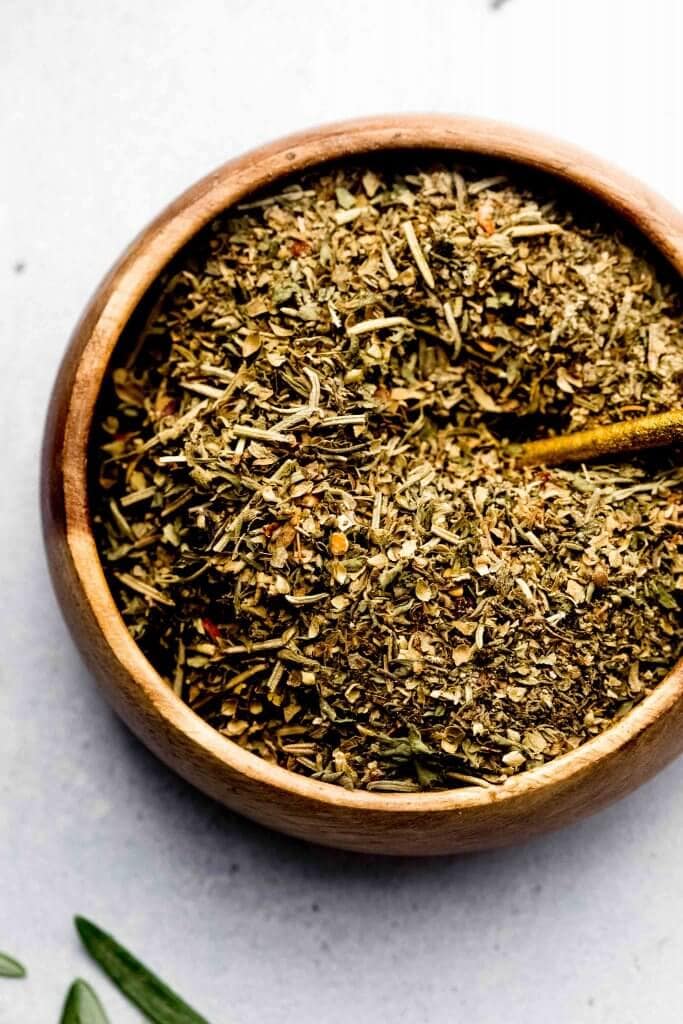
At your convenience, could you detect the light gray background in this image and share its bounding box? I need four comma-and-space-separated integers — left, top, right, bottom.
2, 1, 683, 1021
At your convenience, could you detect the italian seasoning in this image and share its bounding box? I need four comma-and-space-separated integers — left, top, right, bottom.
93, 160, 683, 791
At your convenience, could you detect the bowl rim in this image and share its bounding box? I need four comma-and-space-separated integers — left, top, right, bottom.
58, 113, 683, 816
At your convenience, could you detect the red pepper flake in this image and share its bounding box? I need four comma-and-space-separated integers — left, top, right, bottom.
202, 618, 222, 643
329, 532, 349, 557
290, 239, 309, 257
477, 201, 496, 235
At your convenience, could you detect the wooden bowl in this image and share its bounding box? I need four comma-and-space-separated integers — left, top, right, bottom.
42, 115, 683, 855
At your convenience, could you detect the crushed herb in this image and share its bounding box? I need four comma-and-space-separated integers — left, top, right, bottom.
92, 158, 682, 790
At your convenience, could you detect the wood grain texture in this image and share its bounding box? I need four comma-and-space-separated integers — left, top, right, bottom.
519, 410, 683, 467
41, 115, 683, 855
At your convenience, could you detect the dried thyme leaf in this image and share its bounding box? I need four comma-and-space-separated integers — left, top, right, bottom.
0, 952, 26, 978
60, 979, 110, 1024
75, 917, 210, 1024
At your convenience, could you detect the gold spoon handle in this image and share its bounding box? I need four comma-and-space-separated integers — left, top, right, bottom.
518, 410, 683, 468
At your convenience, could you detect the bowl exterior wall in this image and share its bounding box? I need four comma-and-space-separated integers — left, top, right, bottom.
41, 115, 683, 855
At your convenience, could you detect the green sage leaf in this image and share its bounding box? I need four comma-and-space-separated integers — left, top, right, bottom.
75, 917, 210, 1024
0, 952, 26, 978
60, 979, 110, 1024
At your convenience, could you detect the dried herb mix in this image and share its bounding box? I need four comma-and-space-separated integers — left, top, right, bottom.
92, 158, 682, 791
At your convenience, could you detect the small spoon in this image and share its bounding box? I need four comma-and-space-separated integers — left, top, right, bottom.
517, 409, 683, 468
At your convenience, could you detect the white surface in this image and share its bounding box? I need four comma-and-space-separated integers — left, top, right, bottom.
2, 1, 683, 1022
